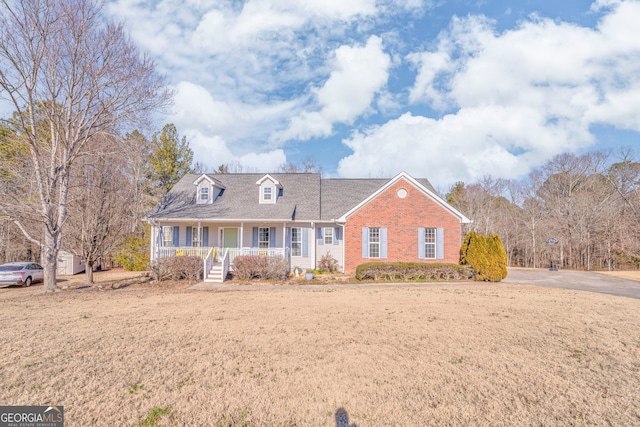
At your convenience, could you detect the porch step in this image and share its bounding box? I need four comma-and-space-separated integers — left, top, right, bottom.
205, 264, 224, 283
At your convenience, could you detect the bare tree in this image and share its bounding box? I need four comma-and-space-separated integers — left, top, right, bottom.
0, 0, 170, 292
279, 156, 323, 174
65, 135, 134, 283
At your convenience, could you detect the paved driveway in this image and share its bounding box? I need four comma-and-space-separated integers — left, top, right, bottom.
505, 268, 640, 299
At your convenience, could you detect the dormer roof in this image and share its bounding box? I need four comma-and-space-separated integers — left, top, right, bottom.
193, 174, 225, 188
255, 174, 282, 187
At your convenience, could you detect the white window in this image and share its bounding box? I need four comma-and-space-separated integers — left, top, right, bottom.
324, 227, 333, 245
263, 187, 272, 201
199, 187, 209, 201
369, 228, 380, 258
291, 228, 302, 256
191, 227, 202, 247
162, 226, 173, 247
424, 228, 436, 259
259, 227, 270, 249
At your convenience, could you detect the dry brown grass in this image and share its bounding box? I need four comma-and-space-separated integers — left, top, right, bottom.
1, 272, 639, 426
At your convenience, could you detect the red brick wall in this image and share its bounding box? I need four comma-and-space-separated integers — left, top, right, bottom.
344, 178, 463, 273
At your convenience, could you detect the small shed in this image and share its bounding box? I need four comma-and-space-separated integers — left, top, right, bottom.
57, 250, 85, 275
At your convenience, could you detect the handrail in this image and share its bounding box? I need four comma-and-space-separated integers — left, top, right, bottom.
203, 247, 214, 281
222, 248, 230, 282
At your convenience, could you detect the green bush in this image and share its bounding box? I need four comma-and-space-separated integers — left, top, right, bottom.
355, 262, 472, 282
460, 231, 507, 282
113, 230, 150, 271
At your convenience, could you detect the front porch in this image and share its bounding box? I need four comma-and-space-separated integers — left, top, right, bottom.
155, 246, 289, 282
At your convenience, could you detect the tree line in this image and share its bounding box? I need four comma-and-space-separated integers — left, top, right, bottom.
447, 150, 640, 271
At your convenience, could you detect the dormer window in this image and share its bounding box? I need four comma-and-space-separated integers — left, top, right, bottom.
200, 187, 209, 201
193, 174, 225, 205
257, 174, 281, 204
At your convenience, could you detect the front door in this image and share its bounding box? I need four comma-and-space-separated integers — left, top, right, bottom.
222, 228, 239, 248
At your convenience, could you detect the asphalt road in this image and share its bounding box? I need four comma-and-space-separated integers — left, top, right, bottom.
505, 268, 640, 299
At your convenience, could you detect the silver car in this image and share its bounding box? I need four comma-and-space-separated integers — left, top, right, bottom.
0, 262, 44, 287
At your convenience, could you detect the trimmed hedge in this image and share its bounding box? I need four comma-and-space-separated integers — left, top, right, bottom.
233, 255, 289, 280
355, 262, 473, 282
460, 231, 507, 282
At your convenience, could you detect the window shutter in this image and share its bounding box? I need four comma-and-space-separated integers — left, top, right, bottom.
158, 227, 163, 247
172, 227, 179, 247
317, 227, 324, 245
437, 228, 444, 259
186, 227, 192, 246
203, 227, 209, 247
418, 228, 425, 259
252, 227, 258, 247
381, 228, 388, 259
334, 227, 340, 245
362, 228, 369, 258
269, 227, 276, 247
302, 228, 309, 258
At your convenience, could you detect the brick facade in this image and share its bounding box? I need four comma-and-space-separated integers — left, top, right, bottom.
343, 178, 463, 273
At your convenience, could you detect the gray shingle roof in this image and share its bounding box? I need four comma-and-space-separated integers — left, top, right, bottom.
146, 173, 438, 222
147, 173, 320, 221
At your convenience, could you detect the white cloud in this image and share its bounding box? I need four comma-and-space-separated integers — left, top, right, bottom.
185, 129, 286, 172
171, 81, 301, 142
339, 0, 640, 186
105, 0, 407, 171
274, 35, 391, 141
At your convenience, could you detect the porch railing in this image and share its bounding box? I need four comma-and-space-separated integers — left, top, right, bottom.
225, 247, 285, 264
158, 246, 287, 266
157, 247, 211, 259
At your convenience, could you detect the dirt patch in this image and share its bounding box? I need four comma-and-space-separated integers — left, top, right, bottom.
1, 282, 639, 426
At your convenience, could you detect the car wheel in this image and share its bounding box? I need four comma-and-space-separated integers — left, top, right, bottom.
24, 277, 32, 287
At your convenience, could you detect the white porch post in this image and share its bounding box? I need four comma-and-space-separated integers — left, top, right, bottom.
149, 224, 156, 262
311, 222, 316, 270
240, 222, 244, 250
340, 223, 346, 273
282, 222, 286, 253
282, 223, 288, 266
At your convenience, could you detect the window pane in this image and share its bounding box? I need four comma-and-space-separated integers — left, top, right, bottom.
424, 228, 436, 258
291, 228, 301, 256
259, 227, 269, 249
192, 227, 201, 247
324, 227, 333, 245
263, 187, 272, 200
162, 226, 173, 247
369, 227, 380, 258
200, 187, 209, 200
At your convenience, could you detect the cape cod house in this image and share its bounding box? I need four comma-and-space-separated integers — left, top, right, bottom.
145, 172, 472, 282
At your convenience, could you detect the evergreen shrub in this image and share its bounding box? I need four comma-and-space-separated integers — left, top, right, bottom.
460, 231, 507, 282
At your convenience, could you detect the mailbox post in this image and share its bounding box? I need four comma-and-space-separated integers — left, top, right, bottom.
546, 237, 559, 271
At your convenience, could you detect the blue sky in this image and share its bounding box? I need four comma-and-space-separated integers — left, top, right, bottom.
105, 0, 640, 189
